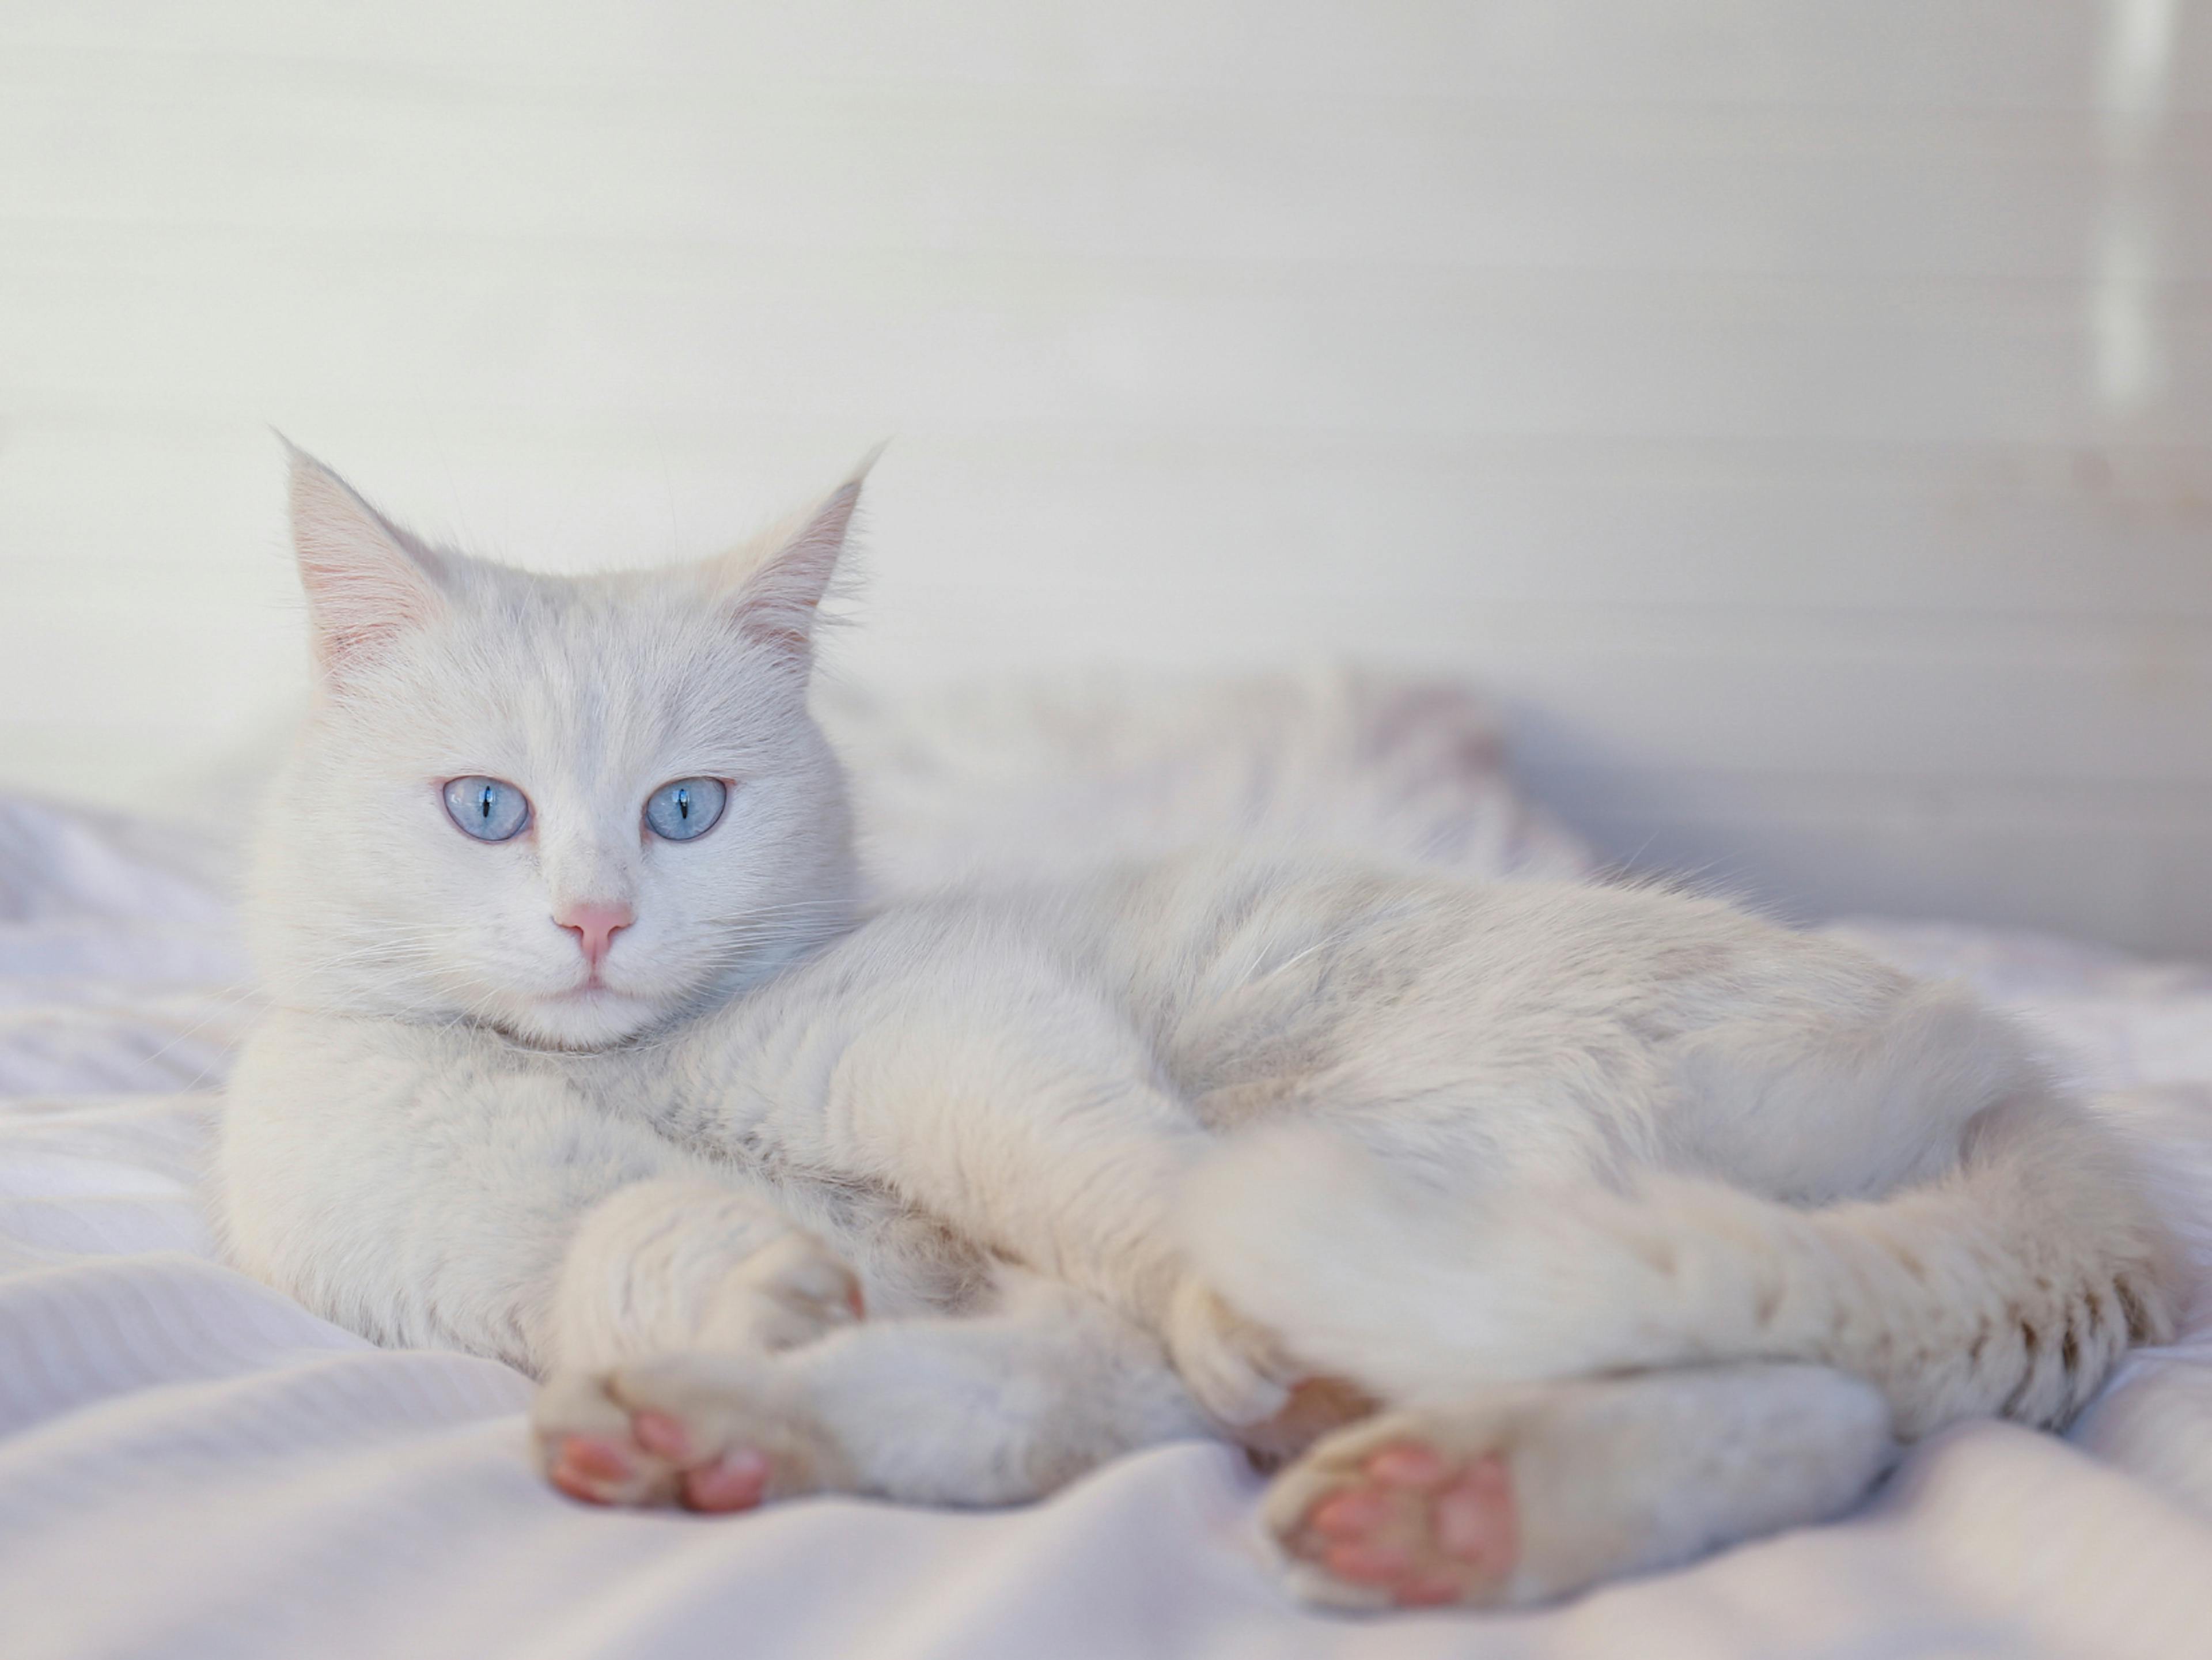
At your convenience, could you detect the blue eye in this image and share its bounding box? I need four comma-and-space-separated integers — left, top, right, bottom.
442, 777, 531, 842
645, 777, 728, 841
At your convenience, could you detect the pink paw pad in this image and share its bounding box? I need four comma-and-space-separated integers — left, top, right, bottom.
631, 1410, 692, 1461
548, 1435, 635, 1503
681, 1449, 770, 1513
1289, 1443, 1520, 1608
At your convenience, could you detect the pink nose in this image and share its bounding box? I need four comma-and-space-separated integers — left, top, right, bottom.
556, 901, 634, 970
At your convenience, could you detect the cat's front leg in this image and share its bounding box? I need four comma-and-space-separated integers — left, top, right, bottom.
776, 971, 1316, 1431
533, 1270, 1211, 1510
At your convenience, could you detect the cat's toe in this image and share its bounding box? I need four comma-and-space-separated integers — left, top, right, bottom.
546, 1433, 664, 1506
532, 1366, 789, 1512
624, 1406, 772, 1512
705, 1231, 865, 1353
750, 1232, 866, 1333
677, 1449, 774, 1512
1264, 1419, 1520, 1610
1165, 1278, 1304, 1430
604, 1352, 847, 1502
532, 1370, 683, 1507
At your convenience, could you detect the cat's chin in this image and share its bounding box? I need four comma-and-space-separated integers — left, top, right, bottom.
497, 988, 668, 1053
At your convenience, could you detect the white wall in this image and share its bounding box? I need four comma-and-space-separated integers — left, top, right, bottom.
4, 2, 2210, 952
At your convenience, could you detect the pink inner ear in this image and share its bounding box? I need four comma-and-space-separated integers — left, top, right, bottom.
287, 453, 444, 675
740, 619, 814, 659
725, 473, 866, 663
301, 556, 438, 668
303, 571, 439, 678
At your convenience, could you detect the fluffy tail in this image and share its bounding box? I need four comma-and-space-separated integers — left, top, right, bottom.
1180, 1097, 2177, 1438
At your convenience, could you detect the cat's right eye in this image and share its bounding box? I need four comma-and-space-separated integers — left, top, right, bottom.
442, 777, 531, 842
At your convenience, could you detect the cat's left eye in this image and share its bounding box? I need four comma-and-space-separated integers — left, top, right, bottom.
644, 777, 728, 842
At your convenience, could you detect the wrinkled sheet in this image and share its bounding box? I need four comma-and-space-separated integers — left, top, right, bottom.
5, 791, 2212, 1659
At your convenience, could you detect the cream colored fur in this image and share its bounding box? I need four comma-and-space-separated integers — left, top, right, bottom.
217, 453, 2177, 1610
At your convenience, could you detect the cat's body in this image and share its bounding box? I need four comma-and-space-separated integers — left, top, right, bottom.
218, 453, 2176, 1610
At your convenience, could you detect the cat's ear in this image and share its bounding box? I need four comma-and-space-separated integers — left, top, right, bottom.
710, 448, 880, 675
283, 443, 446, 682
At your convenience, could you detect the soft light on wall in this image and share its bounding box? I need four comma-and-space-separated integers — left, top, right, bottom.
2, 1, 2208, 950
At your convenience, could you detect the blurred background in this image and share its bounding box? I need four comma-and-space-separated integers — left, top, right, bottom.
3, 2, 2209, 952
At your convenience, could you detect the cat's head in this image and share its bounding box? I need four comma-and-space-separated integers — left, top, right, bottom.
248, 448, 868, 1051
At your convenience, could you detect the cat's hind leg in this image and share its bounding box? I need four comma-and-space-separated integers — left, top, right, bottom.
1266, 1362, 1894, 1610
533, 1269, 1211, 1510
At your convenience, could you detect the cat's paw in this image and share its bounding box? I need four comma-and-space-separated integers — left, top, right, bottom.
1263, 1365, 1895, 1610
1264, 1415, 1520, 1610
533, 1354, 849, 1512
533, 1369, 688, 1507
701, 1230, 866, 1353
1164, 1277, 1310, 1430
555, 1185, 866, 1374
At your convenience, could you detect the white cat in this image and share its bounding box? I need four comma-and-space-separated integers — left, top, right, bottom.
218, 451, 2176, 1611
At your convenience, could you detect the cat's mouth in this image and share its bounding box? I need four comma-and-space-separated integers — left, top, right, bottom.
556, 980, 628, 1004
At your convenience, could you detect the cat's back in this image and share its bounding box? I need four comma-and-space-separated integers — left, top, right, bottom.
747, 848, 1926, 1065
1031, 846, 1899, 1019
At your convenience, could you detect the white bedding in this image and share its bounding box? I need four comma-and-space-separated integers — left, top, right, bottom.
6, 676, 2212, 1659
